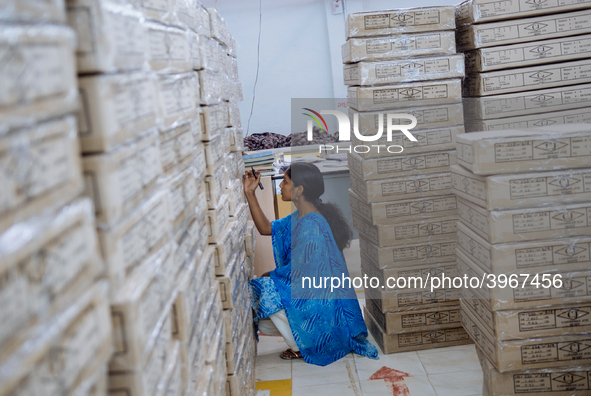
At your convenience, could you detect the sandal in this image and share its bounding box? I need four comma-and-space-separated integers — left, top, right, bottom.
280, 349, 303, 360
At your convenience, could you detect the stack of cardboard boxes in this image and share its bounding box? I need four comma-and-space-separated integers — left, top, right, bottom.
453, 125, 591, 396
343, 6, 473, 354
0, 2, 112, 394
457, 0, 591, 132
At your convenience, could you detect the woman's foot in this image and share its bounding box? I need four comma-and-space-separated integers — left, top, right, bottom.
280, 349, 302, 360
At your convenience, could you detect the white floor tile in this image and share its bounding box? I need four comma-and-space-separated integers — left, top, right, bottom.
418, 345, 480, 375
359, 375, 438, 396
255, 353, 291, 382
292, 357, 359, 388
428, 369, 483, 396
292, 381, 362, 396
355, 352, 426, 380
256, 391, 271, 396
256, 335, 289, 356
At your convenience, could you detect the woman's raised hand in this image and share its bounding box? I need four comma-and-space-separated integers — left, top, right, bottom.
243, 170, 261, 195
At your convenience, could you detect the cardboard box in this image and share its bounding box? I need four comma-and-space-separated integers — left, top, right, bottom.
195, 3, 211, 37
155, 71, 198, 129
208, 7, 230, 45
348, 151, 455, 182
200, 104, 226, 141
78, 72, 157, 153
361, 258, 459, 288
189, 30, 202, 70
366, 283, 460, 313
159, 121, 195, 175
144, 21, 191, 73
195, 142, 206, 182
227, 102, 241, 127
458, 9, 591, 50
342, 31, 456, 63
71, 364, 108, 395
205, 165, 225, 210
1, 0, 65, 23
462, 300, 591, 372
346, 6, 455, 38
461, 299, 591, 341
349, 189, 458, 224
174, 215, 203, 274
0, 116, 84, 233
155, 340, 182, 396
218, 254, 240, 309
67, 0, 145, 73
0, 198, 103, 360
110, 243, 177, 370
344, 54, 465, 86
452, 164, 591, 211
457, 221, 591, 276
83, 130, 162, 225
98, 190, 172, 280
0, 282, 112, 395
199, 70, 222, 105
465, 107, 591, 132
360, 236, 457, 269
132, 0, 170, 22
207, 194, 230, 243
229, 127, 244, 152
350, 126, 464, 159
456, 125, 591, 175
348, 79, 462, 111
163, 166, 198, 234
458, 196, 591, 244
457, 248, 591, 311
477, 346, 591, 396
0, 25, 77, 132
199, 36, 219, 71
457, 0, 591, 25
349, 103, 464, 135
350, 172, 453, 203
204, 134, 224, 175
465, 33, 591, 73
353, 210, 458, 247
465, 58, 591, 97
365, 308, 471, 354
367, 299, 461, 334
227, 179, 246, 215
464, 82, 591, 119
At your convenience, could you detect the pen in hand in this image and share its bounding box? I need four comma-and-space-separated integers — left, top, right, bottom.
252, 166, 264, 190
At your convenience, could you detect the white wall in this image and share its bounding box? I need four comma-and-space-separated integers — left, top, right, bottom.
204, 0, 459, 136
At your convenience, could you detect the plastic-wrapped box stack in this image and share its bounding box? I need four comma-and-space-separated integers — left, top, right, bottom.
0, 2, 112, 394
453, 125, 591, 396
456, 0, 591, 132
61, 1, 254, 395
343, 6, 473, 354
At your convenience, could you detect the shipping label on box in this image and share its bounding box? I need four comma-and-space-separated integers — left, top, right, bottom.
465, 82, 591, 119
350, 126, 463, 159
83, 130, 162, 225
458, 196, 591, 244
350, 171, 453, 203
367, 298, 461, 334
465, 58, 591, 97
0, 116, 83, 233
348, 151, 455, 182
360, 236, 456, 269
342, 31, 456, 63
458, 9, 591, 50
346, 6, 455, 38
456, 125, 591, 175
458, 248, 591, 311
462, 299, 591, 341
457, 0, 591, 25
466, 107, 591, 132
348, 79, 462, 111
349, 103, 464, 135
353, 210, 457, 247
156, 71, 198, 129
365, 308, 471, 354
452, 164, 591, 211
349, 189, 457, 224
78, 72, 157, 153
366, 282, 460, 312
68, 0, 145, 73
457, 221, 591, 276
0, 25, 78, 132
344, 54, 465, 86
466, 33, 591, 73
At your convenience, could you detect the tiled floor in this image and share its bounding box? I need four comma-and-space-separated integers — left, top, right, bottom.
254, 240, 483, 396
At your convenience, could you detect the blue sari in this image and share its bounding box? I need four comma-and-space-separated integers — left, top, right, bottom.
249, 211, 378, 366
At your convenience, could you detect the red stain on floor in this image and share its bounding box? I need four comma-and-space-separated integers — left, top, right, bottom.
370, 366, 411, 396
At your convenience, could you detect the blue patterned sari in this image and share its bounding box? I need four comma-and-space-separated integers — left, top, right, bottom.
249, 211, 378, 366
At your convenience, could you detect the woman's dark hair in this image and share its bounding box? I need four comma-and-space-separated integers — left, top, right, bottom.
286, 163, 353, 251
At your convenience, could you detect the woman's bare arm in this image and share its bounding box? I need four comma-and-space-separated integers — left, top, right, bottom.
243, 170, 272, 236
